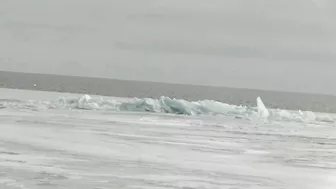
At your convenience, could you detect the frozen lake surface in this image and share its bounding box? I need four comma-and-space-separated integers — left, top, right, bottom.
0, 89, 336, 189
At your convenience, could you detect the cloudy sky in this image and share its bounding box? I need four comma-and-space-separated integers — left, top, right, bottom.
1, 0, 336, 94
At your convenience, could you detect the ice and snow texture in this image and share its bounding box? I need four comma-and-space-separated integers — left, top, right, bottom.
0, 89, 336, 189
1, 89, 334, 124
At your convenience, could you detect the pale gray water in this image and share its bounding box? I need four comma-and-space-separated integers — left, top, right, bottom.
2, 71, 336, 113
0, 89, 336, 189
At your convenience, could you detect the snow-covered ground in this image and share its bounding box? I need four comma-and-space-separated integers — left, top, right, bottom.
0, 89, 336, 189
1, 0, 336, 188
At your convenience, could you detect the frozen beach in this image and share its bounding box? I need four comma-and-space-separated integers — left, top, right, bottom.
0, 89, 336, 189
1, 0, 336, 188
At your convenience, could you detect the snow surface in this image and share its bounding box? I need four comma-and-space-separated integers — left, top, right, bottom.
0, 89, 336, 189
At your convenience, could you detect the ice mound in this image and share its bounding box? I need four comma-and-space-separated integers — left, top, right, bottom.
0, 95, 334, 124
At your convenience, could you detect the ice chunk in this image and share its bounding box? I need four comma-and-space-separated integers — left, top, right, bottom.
78, 94, 92, 104
257, 97, 269, 118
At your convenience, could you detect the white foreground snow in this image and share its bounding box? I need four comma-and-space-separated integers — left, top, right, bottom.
0, 89, 336, 189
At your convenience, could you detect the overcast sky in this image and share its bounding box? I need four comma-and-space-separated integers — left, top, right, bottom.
1, 0, 336, 94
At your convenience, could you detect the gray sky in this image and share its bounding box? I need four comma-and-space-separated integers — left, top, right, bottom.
1, 0, 336, 94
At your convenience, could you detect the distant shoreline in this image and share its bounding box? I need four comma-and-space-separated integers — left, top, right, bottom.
1, 70, 336, 113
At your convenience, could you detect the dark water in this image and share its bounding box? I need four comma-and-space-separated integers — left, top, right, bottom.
1, 70, 336, 113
